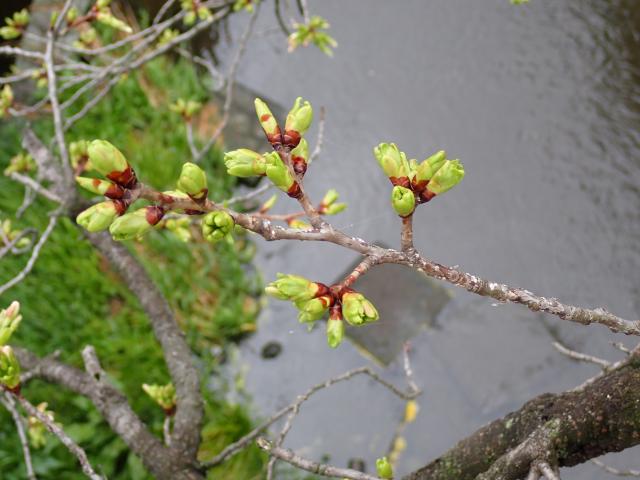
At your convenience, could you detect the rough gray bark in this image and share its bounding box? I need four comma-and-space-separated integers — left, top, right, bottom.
404, 360, 640, 480
14, 348, 203, 480
86, 231, 204, 463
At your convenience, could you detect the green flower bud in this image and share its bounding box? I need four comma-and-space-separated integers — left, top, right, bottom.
27, 402, 53, 449
142, 383, 176, 414
76, 201, 120, 232
183, 10, 196, 26
0, 345, 20, 390
324, 203, 347, 215
66, 7, 78, 24
260, 194, 277, 213
164, 218, 192, 242
376, 457, 393, 479
284, 97, 313, 148
197, 6, 212, 20
322, 189, 339, 206
202, 211, 234, 243
426, 159, 465, 195
341, 292, 379, 326
288, 218, 311, 230
75, 176, 124, 198
374, 143, 411, 183
177, 162, 208, 199
87, 140, 130, 179
95, 10, 133, 33
295, 296, 331, 323
109, 207, 164, 241
13, 9, 30, 27
265, 152, 299, 197
290, 138, 309, 175
4, 152, 35, 176
0, 26, 20, 40
326, 316, 344, 348
391, 185, 416, 217
0, 301, 21, 346
254, 98, 282, 145
224, 149, 267, 177
158, 28, 179, 46
413, 150, 446, 184
233, 0, 258, 12
0, 85, 14, 116
97, 0, 112, 8
265, 273, 323, 302
288, 16, 337, 57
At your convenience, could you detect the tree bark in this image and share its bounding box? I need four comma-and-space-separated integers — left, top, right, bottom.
405, 360, 640, 480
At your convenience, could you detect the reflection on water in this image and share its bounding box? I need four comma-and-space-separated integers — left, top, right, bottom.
219, 1, 640, 477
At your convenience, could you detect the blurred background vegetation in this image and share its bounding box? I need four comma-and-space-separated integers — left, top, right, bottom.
0, 22, 274, 478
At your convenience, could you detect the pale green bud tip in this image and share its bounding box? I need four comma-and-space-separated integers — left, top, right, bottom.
414, 150, 447, 182
177, 162, 208, 199
391, 186, 416, 217
202, 211, 234, 243
427, 160, 465, 195
376, 457, 393, 479
0, 345, 20, 390
374, 142, 409, 179
296, 296, 331, 323
265, 152, 295, 193
265, 273, 318, 302
254, 98, 279, 136
322, 189, 339, 206
342, 292, 379, 325
0, 301, 22, 346
109, 208, 158, 241
76, 176, 113, 196
76, 201, 119, 232
142, 383, 176, 412
224, 149, 266, 177
87, 140, 128, 176
285, 97, 313, 136
326, 318, 344, 348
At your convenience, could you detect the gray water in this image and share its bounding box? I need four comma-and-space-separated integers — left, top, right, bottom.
219, 1, 640, 477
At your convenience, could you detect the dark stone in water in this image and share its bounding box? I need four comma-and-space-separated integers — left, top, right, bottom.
340, 262, 451, 365
261, 341, 283, 359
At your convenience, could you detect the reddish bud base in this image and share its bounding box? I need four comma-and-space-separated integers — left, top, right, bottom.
145, 206, 166, 226
286, 182, 303, 199
107, 166, 137, 189
282, 130, 301, 149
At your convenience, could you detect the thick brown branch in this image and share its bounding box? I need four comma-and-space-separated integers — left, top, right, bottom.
13, 348, 201, 479
86, 231, 204, 463
404, 358, 640, 480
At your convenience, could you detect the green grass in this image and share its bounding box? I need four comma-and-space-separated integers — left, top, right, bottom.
0, 54, 266, 479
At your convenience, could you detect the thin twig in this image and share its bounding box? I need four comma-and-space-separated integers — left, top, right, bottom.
257, 438, 381, 480
0, 214, 59, 296
1, 392, 36, 480
591, 458, 640, 477
13, 393, 103, 480
553, 341, 612, 370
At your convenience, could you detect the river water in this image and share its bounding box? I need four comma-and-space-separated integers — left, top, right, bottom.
219, 1, 640, 477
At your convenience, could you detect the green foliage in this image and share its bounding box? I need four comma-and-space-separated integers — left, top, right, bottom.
0, 54, 263, 478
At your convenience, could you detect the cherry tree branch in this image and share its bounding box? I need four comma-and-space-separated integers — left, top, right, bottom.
1, 392, 36, 480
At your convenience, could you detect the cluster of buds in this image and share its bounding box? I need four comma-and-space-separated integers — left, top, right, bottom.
31, 69, 48, 90
73, 27, 99, 50
75, 140, 140, 233
265, 274, 379, 348
27, 403, 55, 449
4, 152, 35, 176
318, 189, 347, 216
233, 0, 260, 13
374, 143, 464, 217
0, 302, 21, 393
161, 217, 192, 242
170, 98, 202, 122
201, 211, 234, 243
288, 16, 338, 57
376, 457, 394, 479
142, 382, 177, 415
93, 0, 133, 33
225, 97, 313, 199
0, 9, 29, 40
158, 28, 179, 46
1, 219, 32, 250
0, 85, 13, 118
180, 0, 212, 26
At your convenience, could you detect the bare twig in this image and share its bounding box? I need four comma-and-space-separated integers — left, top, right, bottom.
13, 393, 103, 480
9, 173, 63, 204
1, 392, 36, 480
537, 462, 561, 480
553, 341, 612, 370
258, 438, 381, 480
0, 214, 59, 296
591, 458, 640, 477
